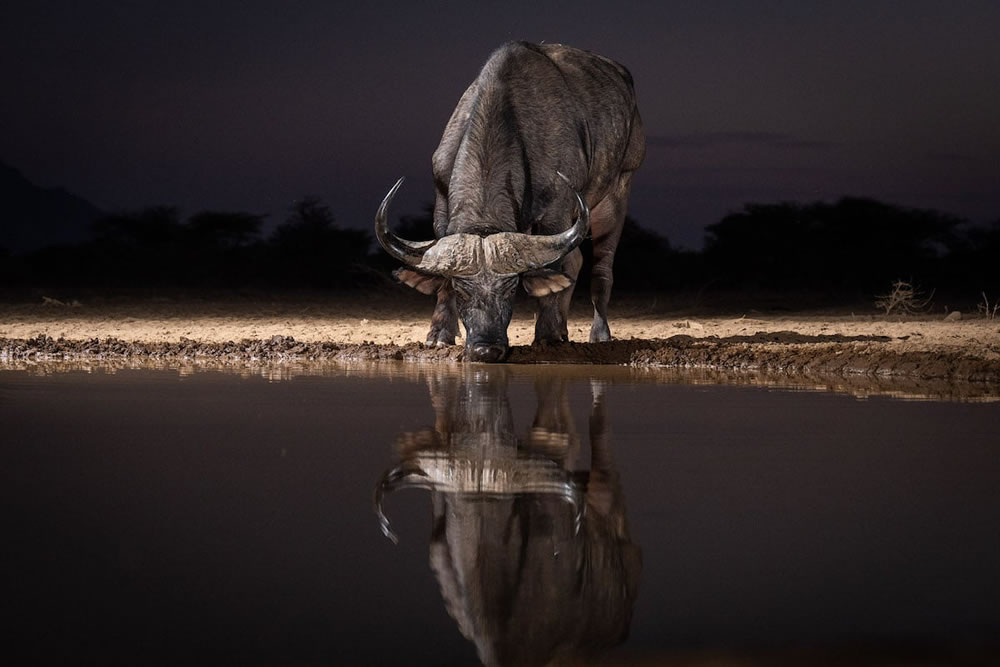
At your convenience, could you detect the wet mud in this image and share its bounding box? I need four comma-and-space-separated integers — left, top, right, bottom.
4, 331, 999, 389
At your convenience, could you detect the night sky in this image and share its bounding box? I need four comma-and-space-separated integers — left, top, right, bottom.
3, 1, 998, 248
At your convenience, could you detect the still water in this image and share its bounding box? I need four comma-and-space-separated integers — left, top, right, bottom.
2, 363, 998, 665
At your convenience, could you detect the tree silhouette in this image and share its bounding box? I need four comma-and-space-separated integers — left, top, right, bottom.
947, 218, 1000, 294
186, 211, 264, 251
4, 191, 994, 298
86, 207, 185, 285
179, 211, 266, 286
268, 197, 372, 287
704, 198, 964, 292
92, 206, 183, 249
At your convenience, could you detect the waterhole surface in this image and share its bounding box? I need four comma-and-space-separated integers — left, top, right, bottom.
2, 363, 997, 665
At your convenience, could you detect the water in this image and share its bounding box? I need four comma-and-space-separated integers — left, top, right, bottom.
2, 363, 998, 665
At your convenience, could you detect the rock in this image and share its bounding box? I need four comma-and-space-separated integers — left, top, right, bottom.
945, 311, 962, 322
673, 320, 704, 330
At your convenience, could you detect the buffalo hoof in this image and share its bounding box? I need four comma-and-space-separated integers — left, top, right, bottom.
590, 319, 612, 343
468, 344, 507, 363
426, 331, 457, 347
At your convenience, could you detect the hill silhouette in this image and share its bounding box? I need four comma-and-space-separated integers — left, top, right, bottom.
0, 161, 103, 254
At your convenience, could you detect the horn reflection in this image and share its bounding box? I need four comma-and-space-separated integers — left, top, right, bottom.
375, 367, 641, 667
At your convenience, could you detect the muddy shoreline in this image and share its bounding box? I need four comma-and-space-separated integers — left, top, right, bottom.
4, 330, 999, 393
4, 296, 1000, 400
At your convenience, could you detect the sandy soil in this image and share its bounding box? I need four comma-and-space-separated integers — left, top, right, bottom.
2, 294, 1000, 392
2, 294, 997, 348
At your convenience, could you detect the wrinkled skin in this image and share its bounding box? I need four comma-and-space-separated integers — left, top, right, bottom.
375, 367, 641, 666
450, 274, 518, 361
379, 42, 645, 361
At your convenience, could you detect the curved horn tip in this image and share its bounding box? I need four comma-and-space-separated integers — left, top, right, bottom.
379, 520, 400, 545
375, 177, 443, 266
554, 171, 588, 218
378, 177, 406, 212
375, 491, 400, 545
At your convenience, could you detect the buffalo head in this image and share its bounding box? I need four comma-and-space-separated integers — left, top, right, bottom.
375, 174, 589, 362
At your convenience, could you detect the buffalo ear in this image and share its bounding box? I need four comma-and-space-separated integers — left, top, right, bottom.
521, 269, 574, 297
394, 268, 445, 295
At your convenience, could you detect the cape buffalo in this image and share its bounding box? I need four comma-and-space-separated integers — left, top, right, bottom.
375, 41, 645, 362
375, 367, 641, 666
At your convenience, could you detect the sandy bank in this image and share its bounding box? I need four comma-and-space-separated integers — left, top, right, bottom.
3, 297, 999, 393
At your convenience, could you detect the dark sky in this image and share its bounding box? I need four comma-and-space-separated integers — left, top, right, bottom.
3, 1, 998, 248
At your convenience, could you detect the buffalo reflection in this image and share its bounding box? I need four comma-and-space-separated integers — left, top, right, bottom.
375, 367, 641, 666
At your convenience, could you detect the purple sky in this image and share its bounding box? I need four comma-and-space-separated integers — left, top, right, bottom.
3, 1, 998, 248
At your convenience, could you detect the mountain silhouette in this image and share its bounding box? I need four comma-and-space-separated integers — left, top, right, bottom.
1, 161, 103, 254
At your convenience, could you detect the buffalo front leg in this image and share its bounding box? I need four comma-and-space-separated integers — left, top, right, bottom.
589, 175, 632, 342
534, 247, 582, 345
426, 283, 459, 346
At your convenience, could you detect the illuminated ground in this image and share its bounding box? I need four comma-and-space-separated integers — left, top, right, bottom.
2, 293, 999, 389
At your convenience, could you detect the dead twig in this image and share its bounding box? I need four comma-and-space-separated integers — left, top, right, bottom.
978, 292, 999, 320
874, 280, 934, 316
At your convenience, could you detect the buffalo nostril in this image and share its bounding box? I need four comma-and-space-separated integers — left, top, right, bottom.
469, 344, 507, 363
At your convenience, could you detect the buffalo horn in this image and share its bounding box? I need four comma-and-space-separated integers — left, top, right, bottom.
374, 177, 437, 266
374, 463, 434, 544
375, 178, 483, 276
